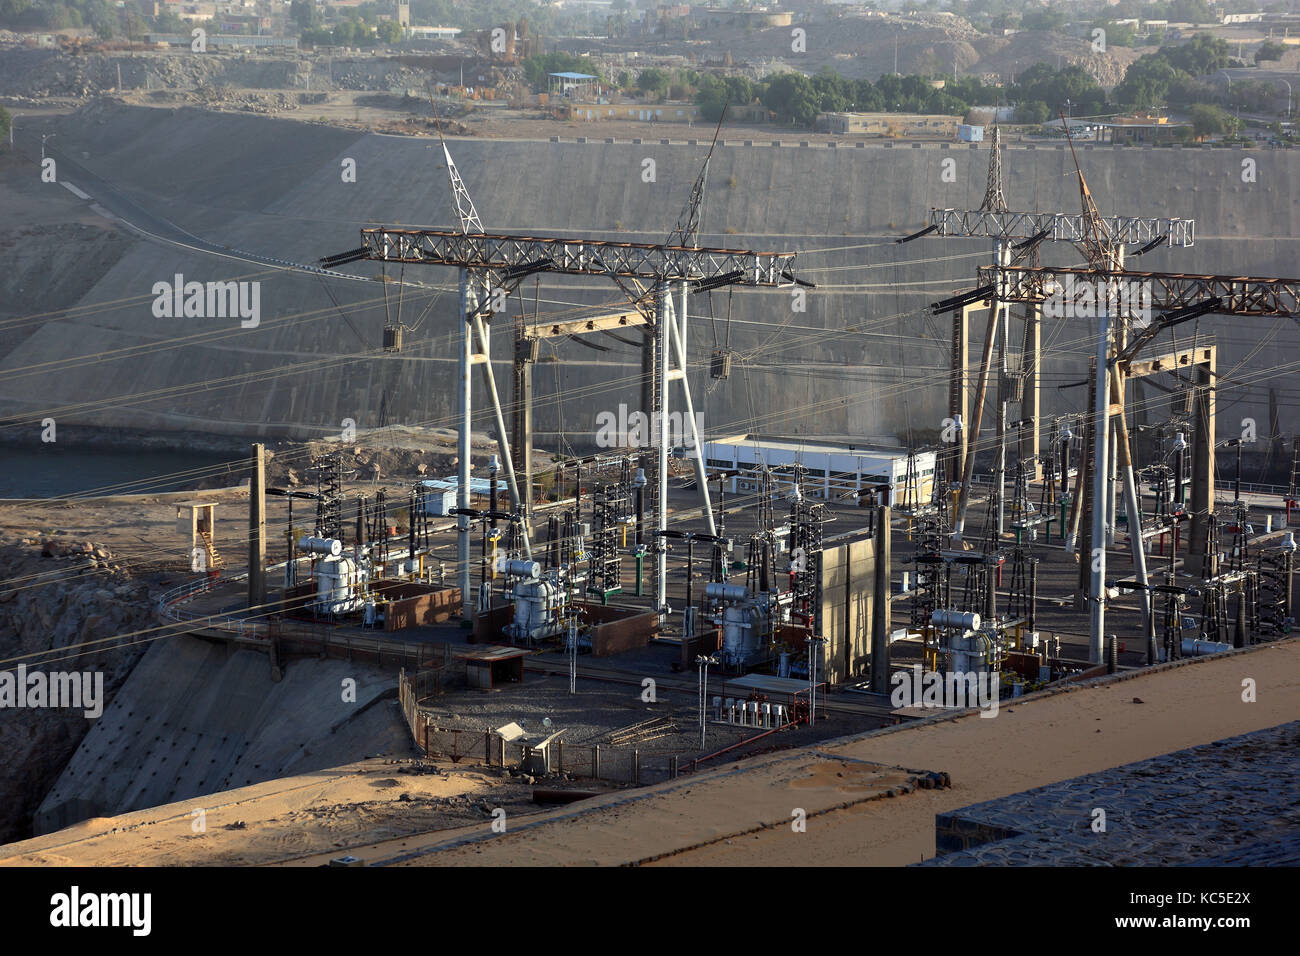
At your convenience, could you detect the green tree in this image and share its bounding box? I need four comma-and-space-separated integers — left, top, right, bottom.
0, 105, 10, 147
1012, 63, 1104, 117
761, 72, 819, 126
1188, 103, 1237, 139
1164, 34, 1229, 76
1015, 99, 1049, 124
521, 52, 600, 90
376, 18, 402, 43
1256, 41, 1286, 63
1115, 53, 1180, 109
811, 68, 852, 113
291, 0, 321, 31
850, 77, 884, 112
1021, 8, 1065, 31
695, 73, 756, 122
154, 8, 184, 32
0, 0, 32, 23
876, 73, 935, 112
1091, 19, 1136, 48
636, 68, 670, 100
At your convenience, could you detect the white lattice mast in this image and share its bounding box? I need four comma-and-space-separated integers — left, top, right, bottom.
433, 107, 531, 617
1061, 113, 1131, 664
980, 125, 1008, 213
667, 98, 727, 249
954, 124, 1013, 541
440, 140, 484, 236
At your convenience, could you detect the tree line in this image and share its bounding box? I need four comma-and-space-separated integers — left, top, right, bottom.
548, 32, 1270, 135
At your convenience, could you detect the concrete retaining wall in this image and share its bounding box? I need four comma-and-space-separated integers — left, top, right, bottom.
5, 104, 1297, 450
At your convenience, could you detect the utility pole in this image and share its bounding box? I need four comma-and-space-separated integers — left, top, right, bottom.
248, 443, 267, 612
807, 636, 826, 725
568, 615, 578, 694
656, 281, 671, 614
696, 654, 716, 748
1088, 300, 1112, 665
869, 503, 892, 694
458, 269, 474, 619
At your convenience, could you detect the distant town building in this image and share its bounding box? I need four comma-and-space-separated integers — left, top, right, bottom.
691, 7, 794, 29
567, 101, 702, 122
818, 112, 963, 138
1107, 113, 1189, 145
145, 32, 298, 49
1042, 113, 1190, 145
408, 26, 461, 40
548, 71, 600, 98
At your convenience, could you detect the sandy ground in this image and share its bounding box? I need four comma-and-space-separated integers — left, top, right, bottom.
0, 487, 249, 577
0, 756, 552, 866
303, 637, 1300, 867
3, 636, 1291, 866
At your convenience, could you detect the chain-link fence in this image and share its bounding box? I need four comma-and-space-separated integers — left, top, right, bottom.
398, 669, 681, 784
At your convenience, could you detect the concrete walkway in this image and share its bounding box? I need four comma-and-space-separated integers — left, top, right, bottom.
286, 638, 1299, 867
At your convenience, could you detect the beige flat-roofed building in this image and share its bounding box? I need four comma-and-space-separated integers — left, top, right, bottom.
818, 112, 962, 137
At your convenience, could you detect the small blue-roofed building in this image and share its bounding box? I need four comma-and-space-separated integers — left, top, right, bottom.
548, 71, 599, 99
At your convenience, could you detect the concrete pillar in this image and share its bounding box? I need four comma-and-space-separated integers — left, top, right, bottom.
1113, 369, 1152, 636
1089, 311, 1112, 665
1019, 303, 1042, 481
458, 270, 473, 619
995, 300, 1008, 537
870, 504, 892, 695
954, 252, 1007, 541
656, 282, 670, 613
248, 442, 266, 611
949, 303, 975, 486
512, 334, 534, 518
1188, 351, 1217, 577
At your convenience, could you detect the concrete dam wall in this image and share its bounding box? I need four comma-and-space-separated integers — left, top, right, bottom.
2, 103, 1297, 454
35, 635, 408, 835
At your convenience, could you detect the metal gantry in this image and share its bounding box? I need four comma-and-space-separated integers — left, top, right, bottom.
929, 208, 1195, 247
978, 265, 1300, 317
323, 132, 803, 618
921, 124, 1206, 662
329, 229, 797, 285
925, 136, 1197, 554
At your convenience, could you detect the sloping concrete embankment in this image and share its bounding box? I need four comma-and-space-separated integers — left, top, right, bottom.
34, 633, 409, 835
2, 103, 1296, 446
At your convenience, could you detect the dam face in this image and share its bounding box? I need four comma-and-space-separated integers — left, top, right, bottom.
3, 104, 1297, 452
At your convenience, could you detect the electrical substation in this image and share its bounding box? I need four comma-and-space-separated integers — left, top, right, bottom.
137, 115, 1300, 793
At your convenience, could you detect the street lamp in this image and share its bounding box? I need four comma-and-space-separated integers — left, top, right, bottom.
695, 654, 718, 749
806, 635, 826, 725
40, 132, 55, 160
1278, 79, 1292, 120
